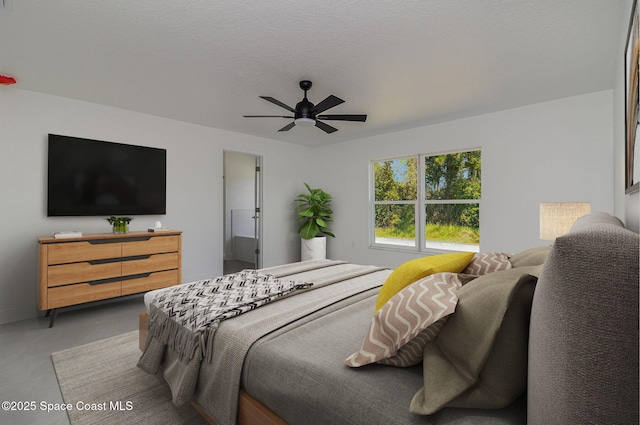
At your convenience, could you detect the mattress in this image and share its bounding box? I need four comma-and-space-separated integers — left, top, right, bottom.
242, 292, 527, 425
140, 260, 395, 425
143, 287, 165, 311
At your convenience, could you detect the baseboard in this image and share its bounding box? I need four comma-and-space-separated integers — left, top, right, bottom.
0, 295, 146, 325
0, 305, 38, 324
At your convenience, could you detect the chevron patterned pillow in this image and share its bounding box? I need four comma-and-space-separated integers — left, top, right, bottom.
463, 252, 512, 275
345, 272, 475, 368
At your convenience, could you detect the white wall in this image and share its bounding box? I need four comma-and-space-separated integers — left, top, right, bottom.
0, 88, 312, 324
0, 86, 622, 323
312, 91, 614, 269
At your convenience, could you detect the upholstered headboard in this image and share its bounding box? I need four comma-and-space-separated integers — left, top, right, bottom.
528, 213, 639, 424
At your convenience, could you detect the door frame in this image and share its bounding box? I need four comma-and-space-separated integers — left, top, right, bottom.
223, 150, 263, 270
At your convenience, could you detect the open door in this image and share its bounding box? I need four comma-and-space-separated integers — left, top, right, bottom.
223, 151, 263, 274
253, 155, 262, 268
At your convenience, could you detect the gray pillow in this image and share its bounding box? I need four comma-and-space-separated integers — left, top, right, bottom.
508, 246, 551, 268
410, 266, 540, 415
570, 211, 624, 231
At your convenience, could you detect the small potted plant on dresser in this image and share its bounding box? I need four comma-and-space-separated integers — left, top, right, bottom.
106, 216, 132, 233
295, 183, 334, 261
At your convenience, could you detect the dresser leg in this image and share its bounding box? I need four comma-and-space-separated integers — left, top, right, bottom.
48, 309, 57, 328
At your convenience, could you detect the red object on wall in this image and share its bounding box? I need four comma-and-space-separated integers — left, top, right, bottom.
0, 75, 17, 85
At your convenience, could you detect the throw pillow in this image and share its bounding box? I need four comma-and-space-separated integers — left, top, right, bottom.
410, 265, 540, 415
508, 246, 551, 268
346, 272, 475, 368
375, 252, 475, 311
462, 252, 512, 275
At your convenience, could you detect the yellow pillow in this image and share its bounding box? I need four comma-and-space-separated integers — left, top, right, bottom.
375, 252, 476, 311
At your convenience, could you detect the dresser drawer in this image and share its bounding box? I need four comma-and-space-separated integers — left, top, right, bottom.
121, 270, 179, 296
48, 262, 122, 287
121, 252, 179, 275
47, 281, 122, 309
47, 241, 121, 265
122, 236, 179, 257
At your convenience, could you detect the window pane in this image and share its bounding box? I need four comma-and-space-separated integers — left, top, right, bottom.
374, 158, 418, 201
374, 204, 416, 247
425, 203, 479, 252
425, 151, 481, 200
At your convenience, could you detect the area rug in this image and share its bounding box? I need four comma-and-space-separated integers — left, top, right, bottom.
51, 331, 208, 425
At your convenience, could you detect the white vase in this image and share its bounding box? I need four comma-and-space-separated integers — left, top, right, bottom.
301, 236, 327, 261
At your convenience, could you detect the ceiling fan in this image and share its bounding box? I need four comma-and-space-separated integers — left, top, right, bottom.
243, 80, 367, 134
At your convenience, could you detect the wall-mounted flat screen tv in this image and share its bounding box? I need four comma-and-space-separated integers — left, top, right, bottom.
47, 134, 167, 216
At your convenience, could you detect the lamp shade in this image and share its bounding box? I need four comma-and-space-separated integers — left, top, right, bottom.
539, 202, 591, 240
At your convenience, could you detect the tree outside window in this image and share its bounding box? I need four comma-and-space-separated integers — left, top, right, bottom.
371, 150, 481, 252
373, 158, 418, 247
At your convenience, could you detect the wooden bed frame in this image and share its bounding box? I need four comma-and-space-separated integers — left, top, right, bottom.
138, 313, 286, 425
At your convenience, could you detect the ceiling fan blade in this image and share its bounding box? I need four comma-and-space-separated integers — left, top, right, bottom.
243, 115, 294, 118
278, 122, 296, 132
317, 114, 367, 122
315, 120, 338, 134
259, 96, 295, 113
314, 95, 344, 114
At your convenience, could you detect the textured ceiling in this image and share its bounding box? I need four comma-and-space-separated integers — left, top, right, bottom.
0, 0, 631, 147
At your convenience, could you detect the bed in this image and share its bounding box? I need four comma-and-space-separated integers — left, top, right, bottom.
137, 257, 535, 425
137, 213, 639, 425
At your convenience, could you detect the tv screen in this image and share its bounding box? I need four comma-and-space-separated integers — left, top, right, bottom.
47, 134, 166, 216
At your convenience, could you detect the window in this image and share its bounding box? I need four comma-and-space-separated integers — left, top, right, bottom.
371, 149, 481, 252
373, 158, 418, 247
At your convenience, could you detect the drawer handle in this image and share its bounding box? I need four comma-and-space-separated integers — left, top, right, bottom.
88, 272, 152, 285
88, 236, 153, 245
88, 254, 152, 265
121, 272, 153, 282
88, 258, 122, 265
88, 276, 122, 286
87, 239, 124, 245
122, 254, 152, 262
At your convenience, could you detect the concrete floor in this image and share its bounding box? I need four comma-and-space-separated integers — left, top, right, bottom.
0, 296, 146, 425
223, 259, 255, 274
0, 263, 256, 425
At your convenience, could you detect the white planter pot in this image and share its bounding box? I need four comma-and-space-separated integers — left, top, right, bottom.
301, 236, 327, 261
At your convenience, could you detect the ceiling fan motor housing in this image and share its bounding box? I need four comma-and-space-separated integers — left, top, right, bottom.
295, 98, 315, 119
296, 80, 315, 119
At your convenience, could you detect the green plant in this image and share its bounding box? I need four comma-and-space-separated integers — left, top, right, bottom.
295, 183, 334, 239
106, 216, 132, 226
106, 216, 132, 233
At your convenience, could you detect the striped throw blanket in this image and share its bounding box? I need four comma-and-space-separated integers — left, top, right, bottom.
144, 270, 312, 363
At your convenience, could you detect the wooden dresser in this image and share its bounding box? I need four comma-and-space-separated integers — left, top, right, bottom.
38, 231, 181, 326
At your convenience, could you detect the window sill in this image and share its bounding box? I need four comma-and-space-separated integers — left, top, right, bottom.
368, 242, 479, 255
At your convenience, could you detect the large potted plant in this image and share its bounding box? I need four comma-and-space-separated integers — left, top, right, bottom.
295, 183, 334, 261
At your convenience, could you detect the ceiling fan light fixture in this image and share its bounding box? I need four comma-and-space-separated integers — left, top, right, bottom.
244, 80, 367, 134
294, 117, 315, 126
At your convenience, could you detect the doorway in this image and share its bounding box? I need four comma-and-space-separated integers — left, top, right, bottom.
223, 151, 262, 274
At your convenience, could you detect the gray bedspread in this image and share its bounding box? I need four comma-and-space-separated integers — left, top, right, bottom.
141, 260, 391, 425
242, 292, 526, 425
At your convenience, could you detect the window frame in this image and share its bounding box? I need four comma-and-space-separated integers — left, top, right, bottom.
369, 148, 481, 254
